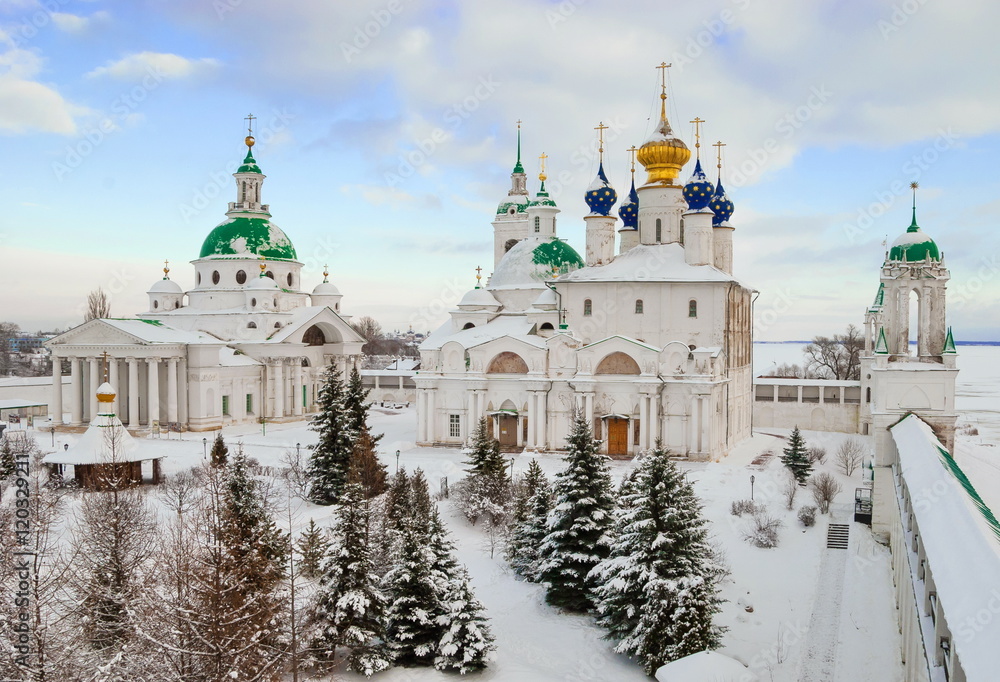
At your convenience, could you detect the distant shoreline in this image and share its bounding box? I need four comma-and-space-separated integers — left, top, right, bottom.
754, 340, 1000, 346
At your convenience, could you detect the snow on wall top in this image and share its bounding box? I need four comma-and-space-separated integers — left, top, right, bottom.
892, 414, 1000, 680
558, 243, 749, 286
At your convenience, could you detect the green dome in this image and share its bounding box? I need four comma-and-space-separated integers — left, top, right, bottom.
497, 194, 529, 215
199, 216, 297, 260
888, 210, 940, 262
237, 148, 262, 174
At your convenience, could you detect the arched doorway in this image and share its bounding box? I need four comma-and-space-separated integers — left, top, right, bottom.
606, 417, 629, 456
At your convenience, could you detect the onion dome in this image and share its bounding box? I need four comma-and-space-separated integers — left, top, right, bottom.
529, 163, 558, 208
637, 83, 691, 185
888, 207, 940, 262
618, 176, 639, 228
584, 163, 617, 216
532, 287, 558, 310
149, 259, 182, 294
237, 146, 262, 174
96, 381, 116, 404
708, 179, 734, 226
683, 159, 715, 210
489, 237, 584, 288
311, 266, 341, 297
497, 195, 529, 216
458, 286, 501, 310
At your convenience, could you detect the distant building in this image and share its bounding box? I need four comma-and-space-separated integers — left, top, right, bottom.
46, 129, 364, 432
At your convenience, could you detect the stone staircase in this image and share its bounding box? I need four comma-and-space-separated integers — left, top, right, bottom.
826, 523, 850, 549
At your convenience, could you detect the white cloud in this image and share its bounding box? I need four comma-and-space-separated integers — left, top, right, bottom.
0, 40, 78, 134
86, 52, 219, 81
51, 11, 110, 33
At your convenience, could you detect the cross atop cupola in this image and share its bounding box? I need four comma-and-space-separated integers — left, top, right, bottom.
228, 114, 270, 216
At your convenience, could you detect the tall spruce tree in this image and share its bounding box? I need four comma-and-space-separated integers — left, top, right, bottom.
350, 422, 388, 499
590, 443, 726, 674
383, 515, 442, 667
782, 426, 813, 485
512, 459, 547, 524
308, 365, 355, 505
311, 482, 391, 676
434, 568, 495, 674
538, 409, 615, 612
465, 417, 505, 479
462, 417, 511, 526
505, 479, 552, 582
209, 432, 228, 467
345, 366, 382, 447
296, 518, 330, 579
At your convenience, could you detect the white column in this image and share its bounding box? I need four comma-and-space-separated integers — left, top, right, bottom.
167, 357, 179, 424
526, 392, 537, 449
426, 389, 436, 442
639, 394, 649, 451
293, 364, 304, 417
650, 393, 660, 447
178, 357, 189, 427
127, 358, 140, 429
108, 356, 119, 416
273, 361, 285, 417
88, 357, 99, 419
584, 393, 594, 425
51, 357, 63, 424
146, 357, 160, 426
688, 397, 699, 455
416, 390, 425, 442
70, 357, 83, 425
536, 390, 547, 450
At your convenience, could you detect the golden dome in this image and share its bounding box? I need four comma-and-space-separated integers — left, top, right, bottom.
637, 93, 691, 185
96, 381, 116, 404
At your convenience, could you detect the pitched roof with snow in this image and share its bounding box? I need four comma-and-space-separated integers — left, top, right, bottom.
420, 315, 544, 351
558, 242, 750, 286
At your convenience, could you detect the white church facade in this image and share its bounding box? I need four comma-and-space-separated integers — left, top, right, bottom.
46, 130, 365, 432
415, 77, 754, 459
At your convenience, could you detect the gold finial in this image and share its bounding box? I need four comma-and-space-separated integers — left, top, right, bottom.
539, 152, 548, 182
322, 264, 329, 283
690, 117, 705, 158
259, 256, 267, 276
627, 145, 638, 176
595, 121, 608, 163
516, 119, 521, 129
475, 265, 482, 287
656, 62, 672, 122
245, 113, 256, 148
163, 259, 170, 279
713, 140, 726, 173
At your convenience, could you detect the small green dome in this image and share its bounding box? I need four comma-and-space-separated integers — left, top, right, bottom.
497, 194, 529, 216
888, 210, 940, 262
200, 216, 297, 260
237, 148, 262, 174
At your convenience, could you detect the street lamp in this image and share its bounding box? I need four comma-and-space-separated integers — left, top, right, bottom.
296, 442, 301, 457
509, 457, 515, 482
750, 474, 756, 501
203, 437, 208, 459
395, 449, 400, 474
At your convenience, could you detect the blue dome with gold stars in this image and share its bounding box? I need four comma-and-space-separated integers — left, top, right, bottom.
584, 163, 617, 216
683, 159, 715, 210
709, 179, 734, 225
618, 177, 638, 228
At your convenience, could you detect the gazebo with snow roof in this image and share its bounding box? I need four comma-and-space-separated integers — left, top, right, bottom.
43, 381, 163, 490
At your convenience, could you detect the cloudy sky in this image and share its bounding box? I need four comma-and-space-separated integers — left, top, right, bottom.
2, 0, 999, 341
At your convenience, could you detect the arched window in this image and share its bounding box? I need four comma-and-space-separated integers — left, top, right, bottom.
240, 180, 247, 203
486, 352, 529, 374
153, 300, 158, 309
274, 322, 281, 328
583, 299, 592, 316
247, 321, 257, 329
504, 238, 518, 252
303, 325, 326, 346
595, 352, 641, 375
196, 272, 201, 285
265, 270, 274, 280
211, 270, 220, 285
635, 299, 643, 314
236, 270, 247, 284
688, 299, 697, 318
540, 322, 554, 330
534, 216, 540, 233
462, 322, 476, 330
250, 297, 257, 307
655, 218, 662, 243
287, 273, 293, 287
866, 387, 872, 403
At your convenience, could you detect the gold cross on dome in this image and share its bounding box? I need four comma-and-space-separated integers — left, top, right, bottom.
475, 265, 482, 285
713, 140, 726, 171
539, 152, 547, 174
595, 121, 608, 160
627, 145, 637, 173
690, 117, 705, 155
245, 113, 256, 135
163, 259, 170, 277
100, 351, 111, 381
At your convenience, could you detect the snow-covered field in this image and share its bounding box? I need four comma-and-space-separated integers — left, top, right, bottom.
12, 342, 998, 681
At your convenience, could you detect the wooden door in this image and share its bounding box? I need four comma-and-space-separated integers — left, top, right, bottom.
607, 418, 628, 457
498, 415, 518, 449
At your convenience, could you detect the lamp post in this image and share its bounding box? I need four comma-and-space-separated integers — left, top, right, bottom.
750, 474, 756, 501
203, 437, 208, 459
509, 457, 515, 483
296, 442, 301, 458
395, 449, 401, 474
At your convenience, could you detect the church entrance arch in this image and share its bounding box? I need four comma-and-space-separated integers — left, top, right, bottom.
498, 415, 518, 449
607, 418, 629, 456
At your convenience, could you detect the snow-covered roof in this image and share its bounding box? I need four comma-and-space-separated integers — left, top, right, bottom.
219, 347, 261, 367
0, 399, 47, 409
43, 411, 154, 465
558, 243, 750, 286
892, 415, 1000, 680
655, 650, 757, 682
60, 318, 221, 345
420, 315, 544, 351
263, 306, 365, 344
754, 377, 861, 387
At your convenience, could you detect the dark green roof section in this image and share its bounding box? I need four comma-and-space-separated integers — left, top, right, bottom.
874, 326, 888, 354
237, 148, 262, 174
200, 216, 297, 260
496, 199, 528, 215
872, 283, 884, 307
512, 126, 525, 174
889, 237, 940, 262
942, 326, 957, 353
532, 238, 584, 275
934, 440, 1000, 544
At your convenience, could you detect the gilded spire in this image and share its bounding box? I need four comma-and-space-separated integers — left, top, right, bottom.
163, 259, 170, 280
908, 181, 919, 232
656, 62, 672, 130
636, 61, 690, 185
513, 120, 525, 174
245, 113, 256, 149
627, 145, 637, 178
690, 117, 704, 159
475, 265, 482, 289
259, 256, 267, 277
538, 152, 548, 182
713, 140, 726, 180
322, 264, 329, 283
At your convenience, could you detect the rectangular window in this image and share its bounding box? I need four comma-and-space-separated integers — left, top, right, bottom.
222, 395, 230, 416
635, 299, 643, 314
689, 299, 698, 318
449, 414, 461, 438
246, 393, 253, 414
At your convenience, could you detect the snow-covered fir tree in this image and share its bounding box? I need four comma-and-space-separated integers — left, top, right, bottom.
209, 431, 228, 467
512, 458, 547, 524
310, 482, 391, 677
345, 366, 381, 447
296, 518, 330, 580
307, 364, 355, 505
590, 443, 726, 674
538, 409, 616, 612
464, 417, 505, 479
460, 417, 511, 526
505, 476, 552, 582
782, 426, 813, 485
434, 568, 496, 674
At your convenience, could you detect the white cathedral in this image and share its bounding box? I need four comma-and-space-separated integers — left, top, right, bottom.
414, 80, 754, 459
46, 131, 365, 432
